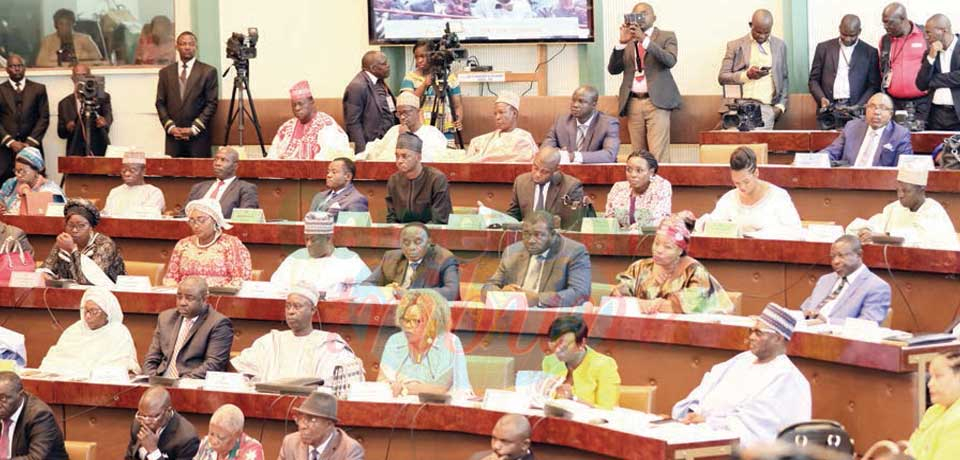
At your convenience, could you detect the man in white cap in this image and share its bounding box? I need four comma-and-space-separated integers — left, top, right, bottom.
278, 390, 364, 459
232, 280, 364, 387
465, 91, 537, 162
270, 211, 370, 296
360, 90, 447, 162
672, 303, 811, 447
267, 80, 350, 160
851, 165, 960, 250
102, 151, 165, 217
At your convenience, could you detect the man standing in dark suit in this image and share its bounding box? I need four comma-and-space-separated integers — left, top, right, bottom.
124, 386, 200, 460
542, 85, 620, 164
57, 64, 112, 156
809, 15, 881, 110
155, 31, 218, 158
0, 371, 68, 459
916, 14, 960, 131
183, 147, 259, 219
506, 147, 584, 230
309, 157, 368, 219
608, 2, 680, 161
0, 54, 49, 181
343, 50, 397, 153
364, 223, 460, 301
142, 276, 234, 379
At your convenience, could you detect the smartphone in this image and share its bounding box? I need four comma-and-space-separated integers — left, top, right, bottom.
759, 66, 772, 72
624, 12, 645, 25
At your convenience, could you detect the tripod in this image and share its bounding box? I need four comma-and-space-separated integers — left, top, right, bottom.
222, 60, 267, 157
428, 65, 464, 149
79, 99, 98, 157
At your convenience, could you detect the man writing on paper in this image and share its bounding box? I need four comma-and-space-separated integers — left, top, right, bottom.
364, 223, 460, 301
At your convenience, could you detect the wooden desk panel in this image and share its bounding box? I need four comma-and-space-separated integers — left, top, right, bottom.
700, 130, 952, 154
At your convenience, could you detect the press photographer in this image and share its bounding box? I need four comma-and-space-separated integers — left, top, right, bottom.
400, 24, 466, 148
57, 64, 112, 156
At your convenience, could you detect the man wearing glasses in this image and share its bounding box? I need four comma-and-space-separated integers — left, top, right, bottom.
124, 386, 200, 460
818, 93, 912, 167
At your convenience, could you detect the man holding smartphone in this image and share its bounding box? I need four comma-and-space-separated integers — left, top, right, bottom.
718, 9, 789, 130
608, 2, 680, 161
916, 14, 960, 131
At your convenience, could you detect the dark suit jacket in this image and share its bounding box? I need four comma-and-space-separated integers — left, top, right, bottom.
123, 411, 199, 460
184, 177, 260, 219
142, 306, 234, 378
506, 171, 584, 230
9, 394, 68, 460
820, 119, 912, 166
482, 235, 591, 308
56, 92, 112, 156
364, 244, 460, 301
342, 71, 397, 153
608, 28, 682, 115
155, 60, 219, 157
542, 112, 620, 163
0, 79, 49, 179
916, 34, 960, 122
309, 182, 369, 219
809, 38, 881, 107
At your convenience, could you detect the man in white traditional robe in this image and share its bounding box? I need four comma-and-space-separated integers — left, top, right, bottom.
102, 151, 165, 217
672, 303, 812, 447
360, 91, 448, 162
465, 91, 537, 163
849, 165, 960, 250
267, 80, 351, 160
231, 281, 364, 386
270, 211, 370, 298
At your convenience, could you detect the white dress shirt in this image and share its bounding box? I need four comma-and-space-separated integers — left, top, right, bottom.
833, 40, 858, 100
205, 176, 237, 202
1, 397, 25, 456
929, 37, 957, 106
854, 124, 886, 167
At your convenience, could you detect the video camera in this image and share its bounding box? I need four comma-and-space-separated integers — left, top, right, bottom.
895, 102, 926, 132
225, 27, 259, 62
816, 102, 863, 130
76, 75, 105, 105
428, 23, 467, 72
57, 40, 76, 67
722, 99, 764, 132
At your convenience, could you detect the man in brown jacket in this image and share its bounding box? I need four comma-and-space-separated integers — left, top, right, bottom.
278, 391, 364, 460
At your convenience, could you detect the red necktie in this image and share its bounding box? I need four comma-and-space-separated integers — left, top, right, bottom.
208, 180, 224, 199
0, 417, 11, 458
635, 41, 646, 72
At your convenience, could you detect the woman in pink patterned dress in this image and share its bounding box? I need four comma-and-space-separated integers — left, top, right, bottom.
193, 404, 264, 460
603, 150, 672, 231
163, 198, 252, 289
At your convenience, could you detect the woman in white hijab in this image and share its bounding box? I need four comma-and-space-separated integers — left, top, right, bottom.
39, 287, 140, 378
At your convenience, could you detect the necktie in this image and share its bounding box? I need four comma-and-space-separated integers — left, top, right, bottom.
635, 41, 646, 73
855, 130, 880, 167
208, 180, 225, 200
166, 318, 194, 378
810, 277, 848, 317
402, 261, 420, 288
0, 418, 10, 458
576, 124, 588, 152
309, 447, 320, 460
534, 183, 546, 211
522, 255, 545, 292
179, 62, 188, 99
13, 82, 21, 93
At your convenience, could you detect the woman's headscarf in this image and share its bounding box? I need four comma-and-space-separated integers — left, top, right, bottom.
79, 286, 123, 329
65, 198, 101, 227
185, 198, 232, 230
15, 147, 44, 172
657, 215, 691, 252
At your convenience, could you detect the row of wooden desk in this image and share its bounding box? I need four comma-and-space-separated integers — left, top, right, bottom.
3, 286, 957, 454
7, 215, 960, 333
699, 130, 952, 154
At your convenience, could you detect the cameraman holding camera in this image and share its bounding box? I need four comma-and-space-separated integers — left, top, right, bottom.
57, 64, 112, 156
400, 39, 464, 146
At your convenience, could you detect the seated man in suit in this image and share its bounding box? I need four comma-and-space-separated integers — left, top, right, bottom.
808, 14, 880, 111
270, 211, 370, 295
183, 146, 259, 219
142, 276, 234, 379
482, 211, 591, 308
506, 146, 585, 230
542, 85, 620, 164
309, 157, 369, 218
818, 93, 912, 167
468, 414, 534, 460
384, 132, 452, 224
0, 371, 68, 459
799, 235, 891, 324
124, 386, 200, 460
364, 223, 460, 300
278, 391, 364, 459
57, 64, 112, 156
916, 14, 960, 131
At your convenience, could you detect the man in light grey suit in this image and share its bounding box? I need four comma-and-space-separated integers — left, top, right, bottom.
142, 276, 234, 378
483, 211, 591, 308
506, 147, 584, 230
718, 9, 789, 130
183, 146, 259, 219
309, 157, 369, 219
542, 86, 620, 163
608, 2, 680, 161
799, 235, 891, 324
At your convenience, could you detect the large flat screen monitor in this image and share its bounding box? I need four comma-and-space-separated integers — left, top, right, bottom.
369, 0, 595, 44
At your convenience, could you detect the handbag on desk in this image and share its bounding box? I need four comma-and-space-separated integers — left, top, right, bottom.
0, 238, 35, 284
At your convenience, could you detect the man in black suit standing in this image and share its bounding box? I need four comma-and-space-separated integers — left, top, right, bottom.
183, 146, 259, 219
809, 14, 881, 111
343, 50, 398, 153
916, 14, 960, 131
155, 31, 218, 158
57, 64, 112, 156
0, 371, 68, 459
0, 54, 49, 181
124, 385, 200, 460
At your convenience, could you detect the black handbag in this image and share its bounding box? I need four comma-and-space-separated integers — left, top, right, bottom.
777, 420, 854, 456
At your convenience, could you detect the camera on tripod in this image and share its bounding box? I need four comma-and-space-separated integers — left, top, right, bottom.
75, 75, 105, 109
428, 23, 467, 72
816, 102, 863, 130
225, 27, 259, 62
894, 102, 926, 132
722, 99, 764, 131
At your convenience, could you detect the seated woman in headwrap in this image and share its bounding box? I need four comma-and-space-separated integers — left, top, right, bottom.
612, 216, 733, 314
162, 198, 252, 289
39, 199, 126, 285
0, 147, 65, 215
39, 287, 140, 378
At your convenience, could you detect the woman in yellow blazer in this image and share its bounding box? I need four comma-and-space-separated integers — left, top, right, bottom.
541, 315, 621, 410
908, 351, 960, 460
